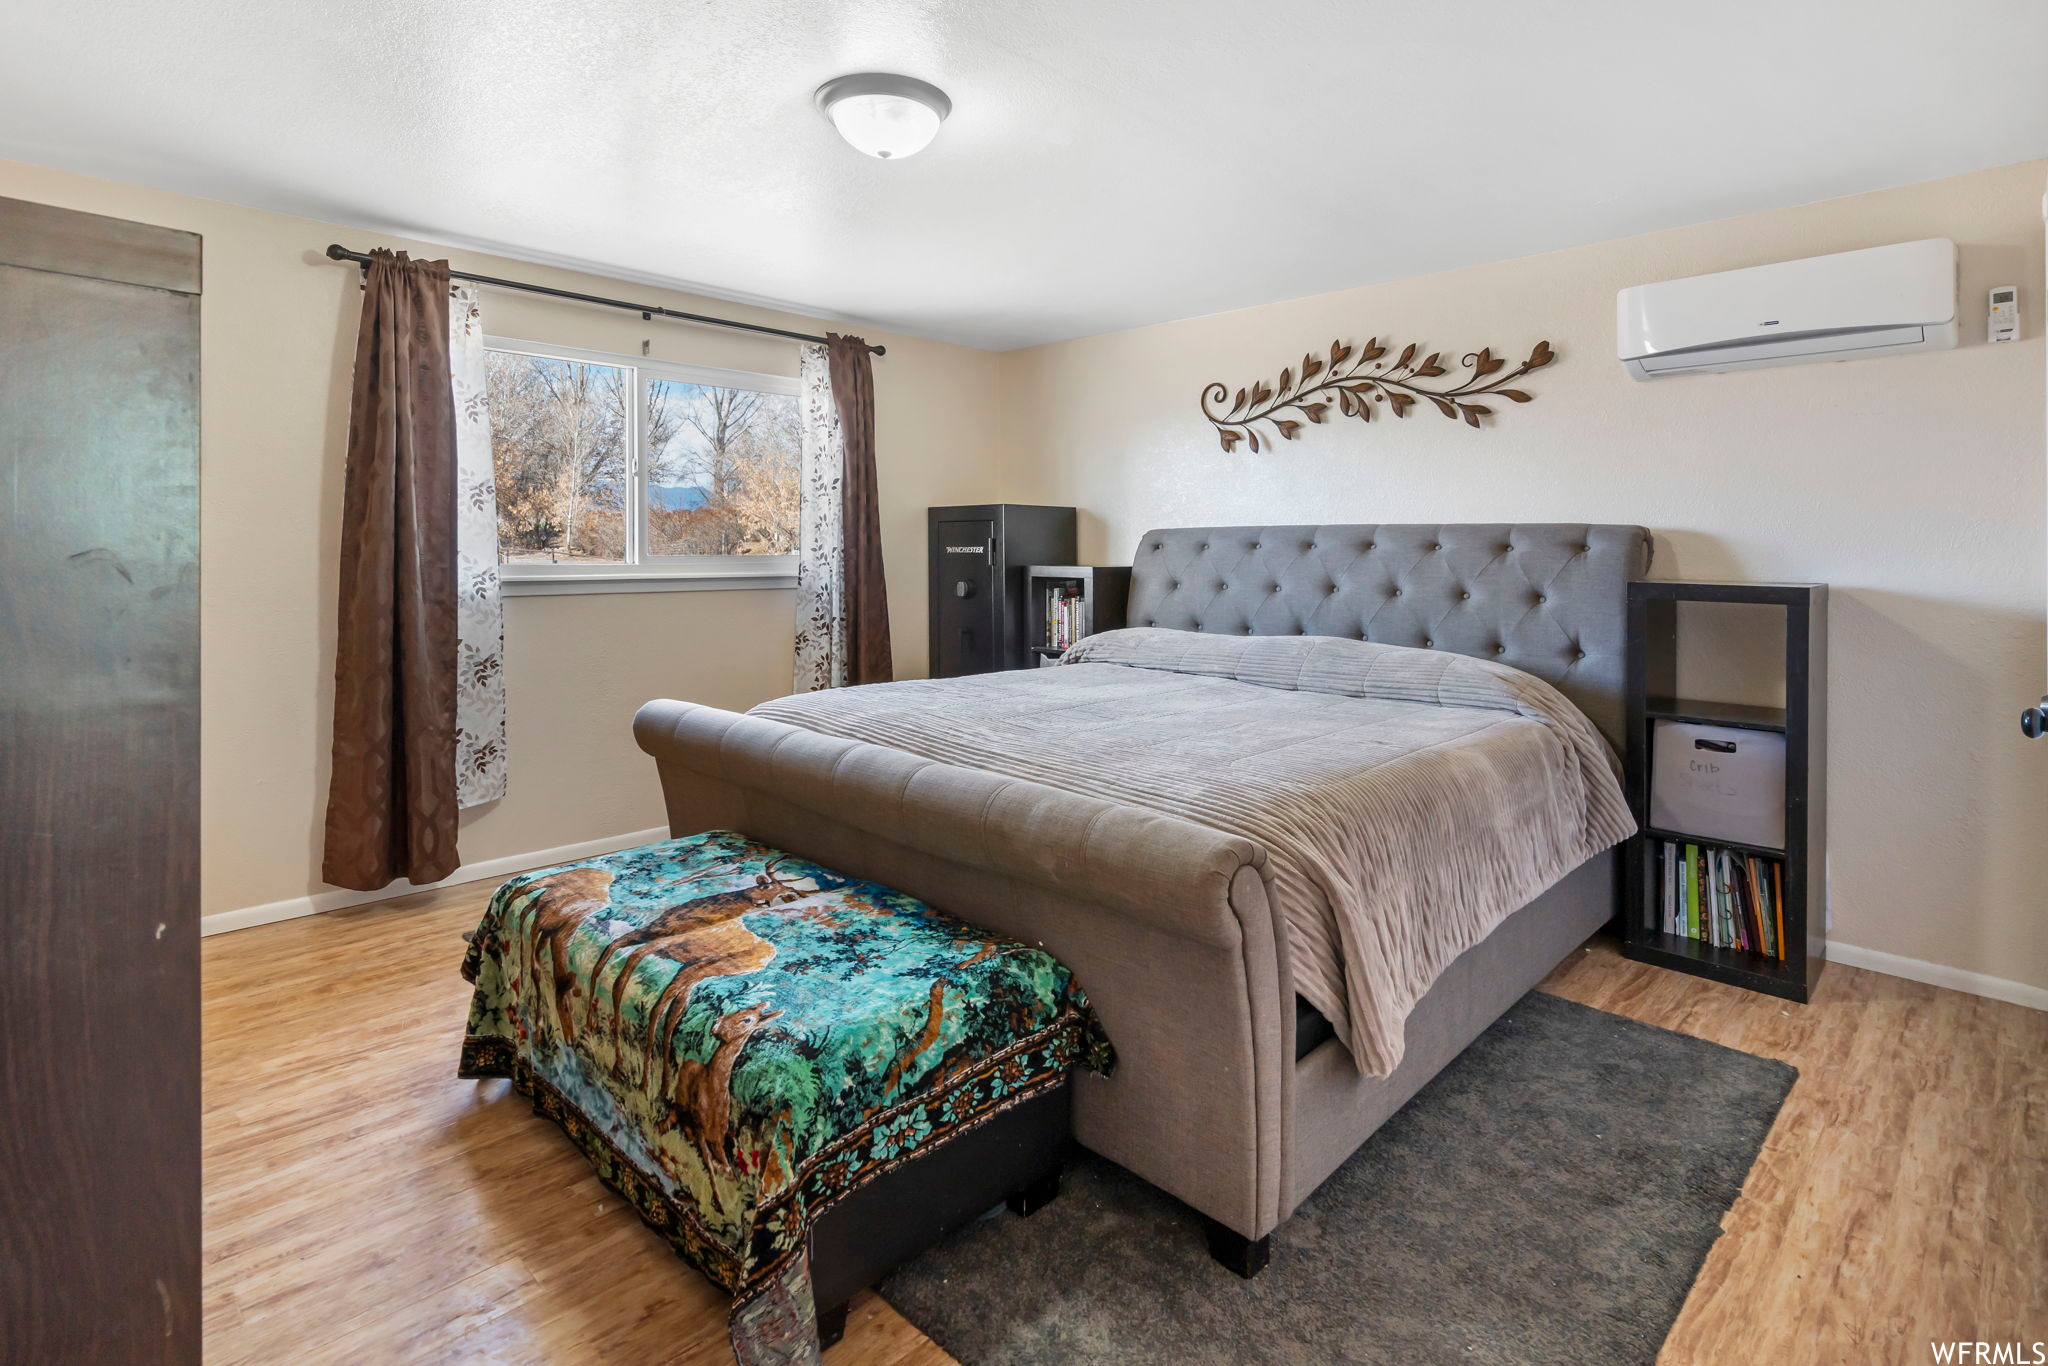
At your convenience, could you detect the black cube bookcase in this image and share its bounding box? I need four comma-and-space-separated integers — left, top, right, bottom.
1024, 565, 1131, 666
1622, 580, 1828, 1002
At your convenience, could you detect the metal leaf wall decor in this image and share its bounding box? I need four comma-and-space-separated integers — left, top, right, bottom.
1200, 337, 1557, 452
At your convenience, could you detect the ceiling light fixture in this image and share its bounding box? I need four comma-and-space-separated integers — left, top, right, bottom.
814, 73, 951, 160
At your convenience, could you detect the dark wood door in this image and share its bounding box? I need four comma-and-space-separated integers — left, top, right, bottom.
0, 196, 201, 1363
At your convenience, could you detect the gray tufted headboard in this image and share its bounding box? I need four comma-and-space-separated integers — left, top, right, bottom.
1126, 524, 1653, 747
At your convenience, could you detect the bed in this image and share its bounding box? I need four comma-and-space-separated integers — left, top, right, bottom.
633, 523, 1651, 1265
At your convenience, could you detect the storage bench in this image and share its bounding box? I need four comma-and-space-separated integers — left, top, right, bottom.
458, 830, 1109, 1365
808, 1083, 1069, 1347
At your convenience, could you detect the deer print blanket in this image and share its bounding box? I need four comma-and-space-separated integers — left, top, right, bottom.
459, 830, 1111, 1366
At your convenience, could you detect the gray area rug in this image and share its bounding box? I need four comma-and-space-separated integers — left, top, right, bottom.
879, 990, 1795, 1366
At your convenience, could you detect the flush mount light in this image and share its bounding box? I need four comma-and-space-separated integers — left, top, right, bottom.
814, 73, 951, 160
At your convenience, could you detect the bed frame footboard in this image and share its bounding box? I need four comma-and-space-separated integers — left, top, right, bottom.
633, 699, 1294, 1241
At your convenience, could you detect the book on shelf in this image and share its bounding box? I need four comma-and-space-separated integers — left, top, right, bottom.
1042, 583, 1087, 650
1652, 838, 1785, 960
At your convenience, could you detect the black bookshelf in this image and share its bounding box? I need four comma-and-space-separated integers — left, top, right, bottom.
1622, 580, 1827, 1002
1024, 565, 1131, 665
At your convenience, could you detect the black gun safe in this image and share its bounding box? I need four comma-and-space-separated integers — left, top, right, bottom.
928, 505, 1076, 676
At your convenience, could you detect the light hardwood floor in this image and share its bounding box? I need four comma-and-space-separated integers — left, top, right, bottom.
204, 883, 2047, 1365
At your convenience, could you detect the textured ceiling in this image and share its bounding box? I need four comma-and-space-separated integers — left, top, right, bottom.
4, 0, 2045, 349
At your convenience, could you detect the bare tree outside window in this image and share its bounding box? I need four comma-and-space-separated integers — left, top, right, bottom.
486, 347, 799, 568
646, 379, 801, 557
486, 351, 629, 563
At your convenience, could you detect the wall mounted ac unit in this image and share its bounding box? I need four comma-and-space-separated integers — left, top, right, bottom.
1617, 238, 1957, 380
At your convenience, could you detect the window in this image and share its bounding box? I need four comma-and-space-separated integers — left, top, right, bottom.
483, 338, 801, 594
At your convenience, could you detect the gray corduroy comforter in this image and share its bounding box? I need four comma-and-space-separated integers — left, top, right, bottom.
749, 629, 1634, 1077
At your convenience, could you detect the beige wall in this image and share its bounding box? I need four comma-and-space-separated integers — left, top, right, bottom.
996, 158, 2048, 994
0, 158, 1005, 917
9, 152, 2044, 994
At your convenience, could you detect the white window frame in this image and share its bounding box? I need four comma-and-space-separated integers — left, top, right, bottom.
485, 336, 800, 596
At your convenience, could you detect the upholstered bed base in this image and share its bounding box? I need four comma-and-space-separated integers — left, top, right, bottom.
633, 700, 1614, 1242
1287, 851, 1612, 1203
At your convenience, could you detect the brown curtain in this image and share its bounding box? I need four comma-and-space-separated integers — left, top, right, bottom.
321, 250, 461, 891
826, 333, 893, 685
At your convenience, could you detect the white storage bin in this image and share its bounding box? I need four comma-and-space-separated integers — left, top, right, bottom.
1649, 720, 1786, 850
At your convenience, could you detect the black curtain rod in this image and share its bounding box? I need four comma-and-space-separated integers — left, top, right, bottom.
322, 244, 885, 357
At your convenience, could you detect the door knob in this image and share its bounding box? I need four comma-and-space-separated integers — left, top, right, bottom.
2024, 697, 2048, 739
955, 580, 975, 598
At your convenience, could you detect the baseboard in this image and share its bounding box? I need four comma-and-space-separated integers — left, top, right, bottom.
199, 852, 2048, 1013
199, 826, 670, 937
1829, 941, 2048, 1013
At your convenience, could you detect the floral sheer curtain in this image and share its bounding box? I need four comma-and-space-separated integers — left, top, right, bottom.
450, 282, 507, 807
793, 335, 890, 692
793, 343, 846, 690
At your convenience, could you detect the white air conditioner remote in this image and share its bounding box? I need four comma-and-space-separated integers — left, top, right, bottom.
1988, 285, 2018, 343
